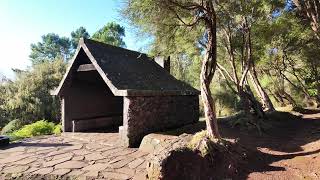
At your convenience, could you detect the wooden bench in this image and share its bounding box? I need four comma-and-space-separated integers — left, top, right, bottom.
72, 114, 122, 132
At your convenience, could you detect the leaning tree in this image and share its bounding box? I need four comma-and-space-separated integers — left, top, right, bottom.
123, 0, 221, 138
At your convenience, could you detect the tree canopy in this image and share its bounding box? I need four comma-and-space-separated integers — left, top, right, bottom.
92, 22, 126, 47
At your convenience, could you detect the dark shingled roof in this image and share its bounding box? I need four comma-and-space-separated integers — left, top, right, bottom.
55, 38, 200, 96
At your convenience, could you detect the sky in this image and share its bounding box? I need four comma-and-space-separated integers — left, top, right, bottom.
0, 0, 146, 79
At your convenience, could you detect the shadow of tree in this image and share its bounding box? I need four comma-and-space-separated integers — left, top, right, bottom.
0, 142, 72, 150
162, 110, 320, 179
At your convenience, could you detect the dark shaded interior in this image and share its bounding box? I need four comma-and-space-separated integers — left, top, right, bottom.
63, 49, 123, 132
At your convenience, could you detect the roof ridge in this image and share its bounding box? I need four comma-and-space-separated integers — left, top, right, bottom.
80, 38, 150, 59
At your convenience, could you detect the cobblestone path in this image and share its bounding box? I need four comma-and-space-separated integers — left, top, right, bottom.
0, 133, 150, 179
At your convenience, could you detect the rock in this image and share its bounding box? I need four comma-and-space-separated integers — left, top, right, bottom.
0, 136, 10, 147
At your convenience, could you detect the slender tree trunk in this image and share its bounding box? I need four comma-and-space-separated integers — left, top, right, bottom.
238, 87, 251, 114
248, 70, 275, 111
200, 1, 220, 139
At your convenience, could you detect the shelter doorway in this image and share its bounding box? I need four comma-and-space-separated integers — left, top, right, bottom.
62, 63, 123, 132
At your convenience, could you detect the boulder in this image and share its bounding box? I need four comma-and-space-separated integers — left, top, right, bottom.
0, 136, 10, 147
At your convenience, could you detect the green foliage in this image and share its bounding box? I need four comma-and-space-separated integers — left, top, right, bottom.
0, 60, 66, 124
1, 119, 23, 135
53, 124, 62, 135
30, 33, 72, 64
12, 120, 56, 138
71, 26, 90, 49
92, 22, 126, 47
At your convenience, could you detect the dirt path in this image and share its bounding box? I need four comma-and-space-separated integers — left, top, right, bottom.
232, 111, 320, 179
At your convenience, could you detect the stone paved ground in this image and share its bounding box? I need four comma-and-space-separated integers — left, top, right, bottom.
0, 133, 150, 180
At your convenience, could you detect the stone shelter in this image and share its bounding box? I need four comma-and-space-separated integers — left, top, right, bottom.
53, 38, 200, 147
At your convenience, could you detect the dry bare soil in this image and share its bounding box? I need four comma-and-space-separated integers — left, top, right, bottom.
228, 110, 320, 179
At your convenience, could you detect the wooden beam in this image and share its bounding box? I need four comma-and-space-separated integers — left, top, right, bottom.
77, 64, 96, 72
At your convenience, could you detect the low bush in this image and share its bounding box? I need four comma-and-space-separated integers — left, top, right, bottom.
1, 119, 23, 135
12, 120, 56, 138
53, 124, 62, 135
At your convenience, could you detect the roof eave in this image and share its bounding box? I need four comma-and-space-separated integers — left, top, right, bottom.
115, 89, 200, 96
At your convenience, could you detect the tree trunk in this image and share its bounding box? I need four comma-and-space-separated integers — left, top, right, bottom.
293, 0, 320, 40
238, 87, 252, 114
248, 70, 275, 111
200, 1, 220, 139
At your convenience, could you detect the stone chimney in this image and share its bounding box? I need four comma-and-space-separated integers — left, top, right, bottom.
154, 56, 170, 73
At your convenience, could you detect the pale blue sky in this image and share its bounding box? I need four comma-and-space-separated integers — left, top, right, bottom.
0, 0, 146, 78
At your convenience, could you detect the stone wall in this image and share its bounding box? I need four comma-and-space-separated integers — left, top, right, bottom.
121, 95, 199, 147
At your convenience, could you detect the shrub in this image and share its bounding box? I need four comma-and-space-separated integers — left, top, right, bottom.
1, 119, 23, 135
53, 124, 62, 135
12, 120, 55, 138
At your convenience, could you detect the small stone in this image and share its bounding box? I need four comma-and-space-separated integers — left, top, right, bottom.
85, 153, 105, 161
82, 163, 110, 171
2, 165, 29, 173
102, 171, 131, 180
33, 167, 54, 175
51, 168, 71, 176
89, 161, 96, 165
128, 158, 145, 169
55, 160, 87, 169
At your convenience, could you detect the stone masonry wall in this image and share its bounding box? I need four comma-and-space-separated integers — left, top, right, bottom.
121, 95, 199, 147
